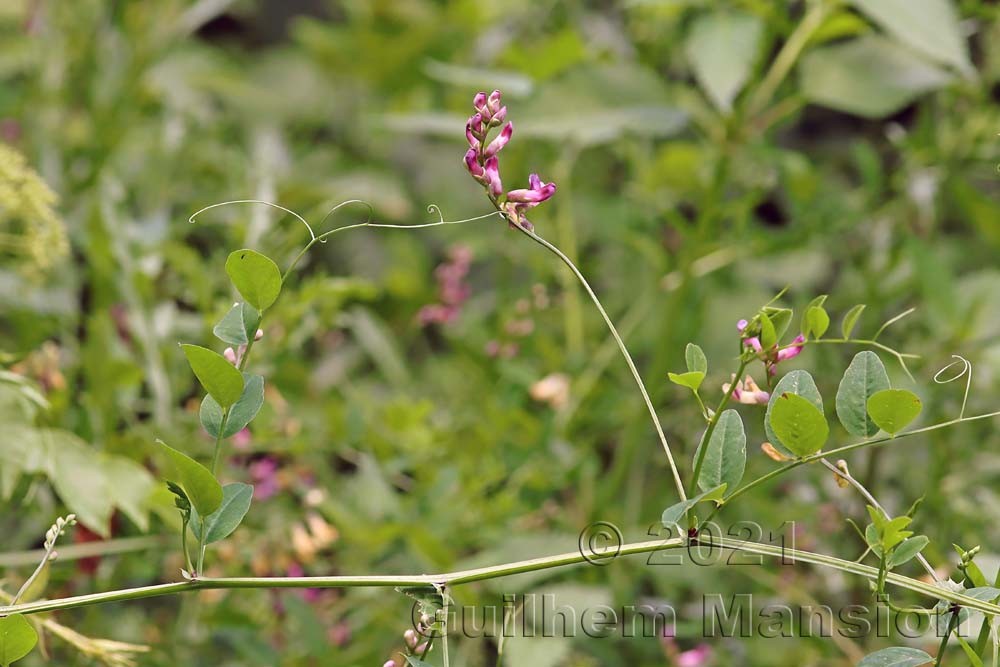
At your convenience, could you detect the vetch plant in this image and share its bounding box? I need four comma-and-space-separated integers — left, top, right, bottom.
2, 90, 1000, 667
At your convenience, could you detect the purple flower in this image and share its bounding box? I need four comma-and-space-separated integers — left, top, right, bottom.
737, 319, 748, 332
464, 148, 485, 180
484, 122, 513, 158
776, 334, 806, 361
462, 90, 556, 229
484, 156, 503, 197
506, 173, 557, 205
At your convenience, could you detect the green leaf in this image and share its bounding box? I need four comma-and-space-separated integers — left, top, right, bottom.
805, 306, 830, 340
800, 36, 952, 118
694, 410, 746, 493
765, 370, 823, 456
857, 646, 932, 666
668, 371, 705, 391
769, 393, 829, 457
865, 523, 883, 557
836, 351, 891, 437
685, 11, 764, 113
800, 296, 828, 337
867, 389, 922, 435
759, 311, 777, 349
850, 0, 972, 75
158, 440, 223, 517
181, 344, 244, 409
405, 658, 434, 667
200, 374, 265, 438
213, 303, 248, 346
764, 307, 794, 340
841, 304, 867, 339
190, 482, 254, 544
685, 343, 707, 374
225, 249, 282, 311
661, 484, 727, 527
889, 535, 929, 568
0, 614, 37, 667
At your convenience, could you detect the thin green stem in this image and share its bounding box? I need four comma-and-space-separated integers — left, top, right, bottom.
6, 536, 1000, 618
209, 412, 229, 476
820, 459, 939, 582
516, 226, 688, 503
936, 610, 959, 666
745, 0, 834, 118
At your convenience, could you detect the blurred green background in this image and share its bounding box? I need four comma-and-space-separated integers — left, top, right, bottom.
2, 0, 1000, 665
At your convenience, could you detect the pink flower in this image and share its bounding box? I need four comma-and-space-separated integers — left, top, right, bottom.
677, 644, 712, 667
473, 91, 487, 113
736, 319, 748, 332
484, 156, 503, 197
484, 122, 513, 158
507, 173, 557, 205
776, 334, 806, 361
464, 148, 485, 180
462, 90, 556, 229
466, 113, 485, 144
743, 336, 762, 353
724, 375, 770, 405
486, 89, 502, 117
249, 457, 280, 500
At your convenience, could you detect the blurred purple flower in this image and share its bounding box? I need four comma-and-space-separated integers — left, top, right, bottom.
249, 457, 279, 500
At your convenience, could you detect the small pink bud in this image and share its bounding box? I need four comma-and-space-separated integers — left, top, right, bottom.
473, 91, 487, 112
484, 156, 503, 197
737, 319, 748, 332
404, 629, 418, 648
487, 89, 502, 115
744, 337, 762, 353
223, 347, 237, 364
415, 642, 429, 655
383, 661, 397, 667
484, 122, 513, 158
255, 328, 264, 341
490, 105, 507, 125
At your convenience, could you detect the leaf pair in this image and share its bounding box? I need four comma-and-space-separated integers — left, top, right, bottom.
668, 343, 707, 392
836, 351, 922, 437
159, 442, 252, 544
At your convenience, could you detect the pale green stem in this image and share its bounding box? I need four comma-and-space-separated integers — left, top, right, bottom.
5, 536, 1000, 618
516, 225, 688, 503
745, 0, 834, 118
819, 458, 939, 582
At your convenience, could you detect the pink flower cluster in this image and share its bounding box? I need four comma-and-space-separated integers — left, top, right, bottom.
737, 318, 804, 374
463, 90, 556, 230
417, 245, 473, 326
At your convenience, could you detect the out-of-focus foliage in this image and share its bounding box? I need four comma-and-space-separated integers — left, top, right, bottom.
1, 0, 999, 665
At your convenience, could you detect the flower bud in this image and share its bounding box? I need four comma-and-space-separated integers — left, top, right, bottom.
484, 122, 513, 158
464, 148, 485, 180
255, 328, 264, 341
484, 156, 503, 197
486, 89, 502, 116
473, 91, 488, 113
490, 105, 507, 125
415, 642, 429, 655
404, 629, 418, 648
383, 661, 397, 667
223, 347, 237, 364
